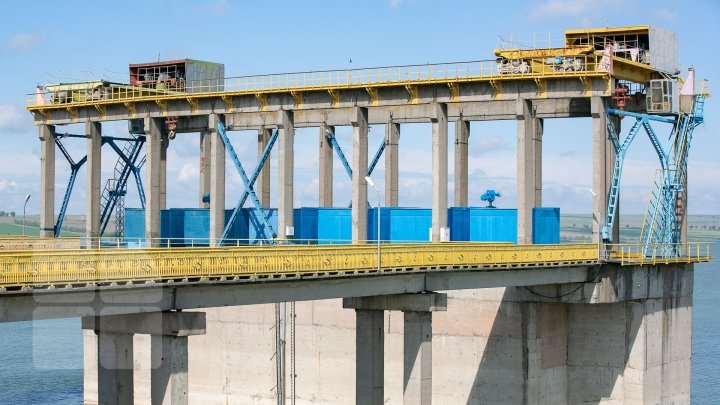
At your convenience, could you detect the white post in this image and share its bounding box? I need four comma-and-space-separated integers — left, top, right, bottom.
23, 194, 31, 236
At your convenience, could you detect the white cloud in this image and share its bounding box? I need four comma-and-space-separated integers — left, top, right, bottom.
0, 180, 19, 193
0, 104, 32, 134
5, 32, 46, 53
178, 163, 198, 183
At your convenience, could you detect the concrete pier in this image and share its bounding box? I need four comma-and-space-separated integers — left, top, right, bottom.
516, 98, 543, 244
385, 121, 400, 207
277, 110, 295, 239
208, 114, 225, 245
39, 124, 55, 238
353, 309, 384, 404
431, 103, 448, 242
198, 130, 211, 208
591, 97, 612, 243
144, 118, 163, 245
319, 123, 334, 207
97, 331, 134, 405
86, 121, 101, 240
454, 119, 469, 207
351, 107, 368, 243
257, 127, 272, 208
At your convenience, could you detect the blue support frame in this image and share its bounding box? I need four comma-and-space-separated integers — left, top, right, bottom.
53, 135, 87, 237
216, 122, 277, 243
99, 136, 146, 236
325, 132, 386, 207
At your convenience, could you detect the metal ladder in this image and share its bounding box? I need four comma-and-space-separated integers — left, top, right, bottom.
99, 135, 146, 236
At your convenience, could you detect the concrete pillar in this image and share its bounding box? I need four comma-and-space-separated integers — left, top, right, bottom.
351, 107, 369, 243
160, 131, 168, 210
145, 118, 163, 245
431, 103, 448, 242
454, 119, 469, 207
404, 311, 432, 405
86, 122, 102, 241
151, 334, 189, 405
199, 131, 211, 208
385, 122, 400, 207
591, 97, 611, 243
516, 98, 542, 244
354, 309, 384, 404
257, 127, 272, 208
319, 124, 334, 207
208, 114, 225, 246
39, 124, 55, 238
277, 110, 295, 239
97, 331, 134, 405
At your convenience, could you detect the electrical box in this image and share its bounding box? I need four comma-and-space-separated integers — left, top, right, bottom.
646, 79, 679, 114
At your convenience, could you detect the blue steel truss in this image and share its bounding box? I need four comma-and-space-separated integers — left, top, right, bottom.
100, 135, 146, 236
605, 93, 705, 257
324, 131, 386, 208
53, 135, 87, 237
216, 122, 278, 243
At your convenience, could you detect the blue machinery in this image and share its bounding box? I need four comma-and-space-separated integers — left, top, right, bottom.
52, 132, 146, 237
481, 190, 502, 208
603, 91, 706, 258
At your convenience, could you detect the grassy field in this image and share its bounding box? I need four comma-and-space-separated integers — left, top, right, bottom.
561, 214, 720, 243
0, 217, 84, 237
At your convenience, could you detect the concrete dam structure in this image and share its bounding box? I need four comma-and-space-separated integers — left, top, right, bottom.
0, 24, 709, 404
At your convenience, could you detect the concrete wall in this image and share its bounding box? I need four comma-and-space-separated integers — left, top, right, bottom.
83, 263, 693, 404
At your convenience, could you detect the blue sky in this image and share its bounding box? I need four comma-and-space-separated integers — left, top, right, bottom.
0, 0, 718, 218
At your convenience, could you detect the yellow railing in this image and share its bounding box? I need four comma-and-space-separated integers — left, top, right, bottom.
27, 56, 605, 109
607, 242, 714, 265
0, 243, 598, 289
0, 237, 81, 251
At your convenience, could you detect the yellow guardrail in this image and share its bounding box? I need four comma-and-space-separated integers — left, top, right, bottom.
0, 243, 598, 289
27, 56, 607, 109
607, 242, 714, 265
0, 237, 81, 251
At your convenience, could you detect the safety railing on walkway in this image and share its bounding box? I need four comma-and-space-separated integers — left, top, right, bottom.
607, 242, 714, 265
0, 243, 598, 289
27, 56, 606, 109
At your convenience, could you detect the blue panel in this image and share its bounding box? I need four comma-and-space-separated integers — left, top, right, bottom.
246, 208, 277, 243
533, 207, 560, 244
468, 208, 518, 243
367, 208, 431, 243
294, 208, 318, 242
183, 209, 210, 246
124, 208, 145, 240
225, 209, 249, 243
317, 208, 351, 244
447, 207, 469, 241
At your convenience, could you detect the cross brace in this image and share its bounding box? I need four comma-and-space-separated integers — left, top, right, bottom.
324, 132, 386, 208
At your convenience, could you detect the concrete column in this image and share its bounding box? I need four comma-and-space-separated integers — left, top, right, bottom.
431, 103, 448, 242
151, 334, 189, 405
208, 114, 225, 246
277, 110, 295, 239
86, 122, 102, 241
39, 124, 55, 238
385, 122, 400, 207
199, 131, 211, 208
97, 331, 134, 405
454, 119, 469, 207
354, 310, 384, 405
351, 107, 369, 243
145, 118, 163, 245
591, 97, 611, 243
404, 311, 433, 405
257, 127, 272, 208
319, 124, 334, 207
160, 131, 168, 210
516, 98, 542, 244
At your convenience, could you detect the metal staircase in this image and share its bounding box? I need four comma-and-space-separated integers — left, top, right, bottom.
99, 135, 146, 236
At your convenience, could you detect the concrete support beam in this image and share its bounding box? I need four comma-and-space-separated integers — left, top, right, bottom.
257, 127, 272, 208
198, 131, 211, 208
343, 293, 448, 312
454, 119, 470, 207
82, 312, 207, 336
516, 98, 542, 244
277, 110, 295, 239
591, 97, 612, 243
39, 124, 55, 238
385, 122, 400, 207
319, 123, 334, 207
144, 118, 164, 245
354, 309, 384, 405
86, 122, 102, 240
209, 114, 225, 245
431, 103, 448, 242
351, 107, 369, 243
152, 334, 190, 405
404, 311, 433, 405
97, 331, 134, 405
160, 131, 168, 210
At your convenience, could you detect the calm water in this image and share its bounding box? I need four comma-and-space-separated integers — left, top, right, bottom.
0, 246, 717, 404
